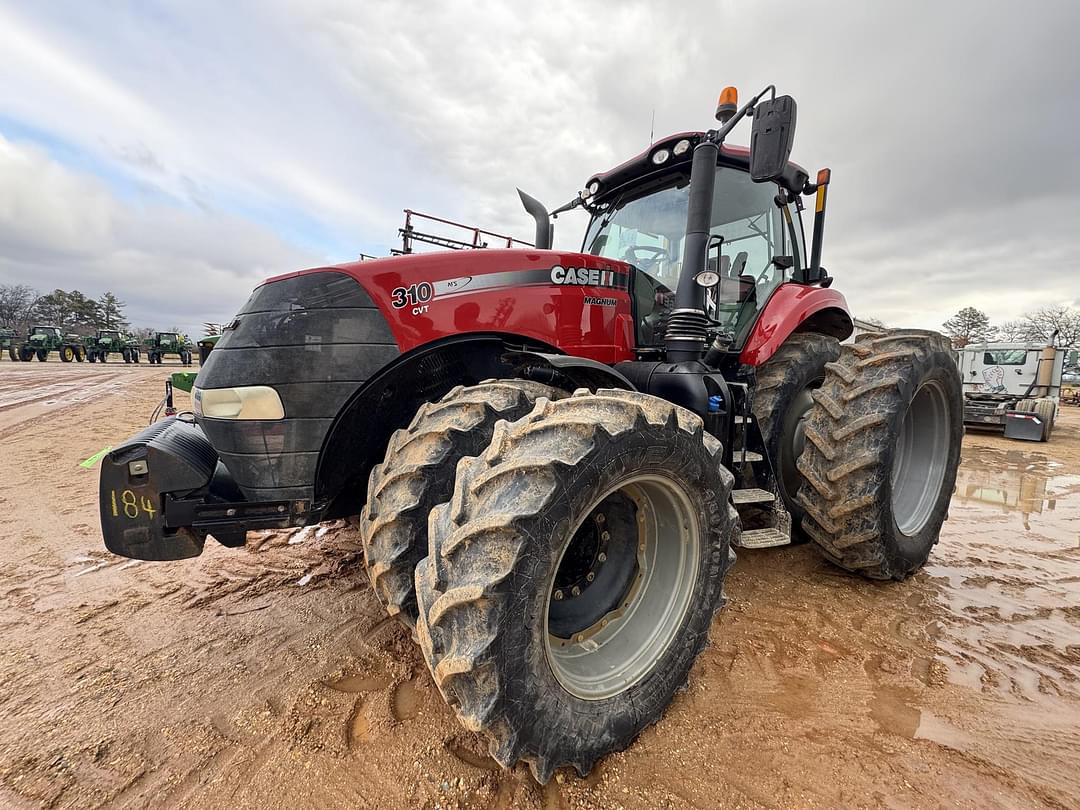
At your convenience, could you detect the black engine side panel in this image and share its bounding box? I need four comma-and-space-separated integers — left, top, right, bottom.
196, 271, 399, 502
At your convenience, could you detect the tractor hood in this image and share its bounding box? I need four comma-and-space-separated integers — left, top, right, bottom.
263, 248, 635, 357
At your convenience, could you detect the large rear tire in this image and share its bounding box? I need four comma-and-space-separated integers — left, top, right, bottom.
415, 389, 736, 782
60, 346, 74, 362
796, 330, 962, 579
752, 332, 841, 535
361, 379, 561, 625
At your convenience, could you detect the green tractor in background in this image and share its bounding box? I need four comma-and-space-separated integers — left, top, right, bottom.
196, 334, 220, 365
11, 325, 86, 362
85, 329, 142, 363
144, 332, 194, 365
0, 328, 15, 360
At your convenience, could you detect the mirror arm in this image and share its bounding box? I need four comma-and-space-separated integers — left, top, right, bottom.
708, 85, 775, 146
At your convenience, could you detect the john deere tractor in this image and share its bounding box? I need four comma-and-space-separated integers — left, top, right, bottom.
86, 330, 141, 363
12, 325, 86, 362
144, 332, 194, 365
98, 86, 962, 781
0, 328, 15, 360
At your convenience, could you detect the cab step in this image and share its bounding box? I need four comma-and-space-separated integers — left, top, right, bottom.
737, 527, 791, 549
732, 488, 775, 505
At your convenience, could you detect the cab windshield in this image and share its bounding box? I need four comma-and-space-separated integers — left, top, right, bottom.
100, 331, 119, 340
583, 166, 804, 333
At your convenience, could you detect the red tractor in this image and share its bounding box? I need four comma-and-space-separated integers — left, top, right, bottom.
99, 86, 962, 781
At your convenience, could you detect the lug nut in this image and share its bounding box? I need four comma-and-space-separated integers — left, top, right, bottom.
601, 531, 610, 542
598, 552, 607, 563
553, 590, 564, 601
596, 513, 605, 525
571, 586, 581, 597
586, 572, 595, 582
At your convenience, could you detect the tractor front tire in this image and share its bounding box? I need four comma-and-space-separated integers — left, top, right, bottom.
75, 348, 85, 362
122, 348, 132, 363
752, 332, 841, 534
415, 389, 736, 782
796, 330, 962, 579
7, 346, 16, 361
60, 346, 74, 363
36, 349, 48, 362
19, 346, 33, 362
361, 379, 561, 625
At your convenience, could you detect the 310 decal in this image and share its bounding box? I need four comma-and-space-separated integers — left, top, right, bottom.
390, 282, 434, 310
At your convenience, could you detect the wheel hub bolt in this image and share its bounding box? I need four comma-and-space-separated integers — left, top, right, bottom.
571, 585, 581, 597
553, 590, 564, 601
598, 552, 607, 563
596, 513, 605, 525
586, 572, 595, 582
601, 531, 610, 542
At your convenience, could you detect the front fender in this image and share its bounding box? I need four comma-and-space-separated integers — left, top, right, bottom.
739, 284, 852, 366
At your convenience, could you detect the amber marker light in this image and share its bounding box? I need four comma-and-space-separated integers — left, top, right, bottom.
715, 86, 738, 123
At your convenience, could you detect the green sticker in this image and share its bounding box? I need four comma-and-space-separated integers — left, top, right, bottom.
80, 446, 113, 469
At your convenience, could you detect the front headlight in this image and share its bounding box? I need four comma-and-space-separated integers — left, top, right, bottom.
193, 386, 285, 420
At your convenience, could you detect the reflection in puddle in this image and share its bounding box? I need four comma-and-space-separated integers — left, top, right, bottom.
926, 442, 1080, 703
869, 686, 970, 751
953, 447, 1080, 529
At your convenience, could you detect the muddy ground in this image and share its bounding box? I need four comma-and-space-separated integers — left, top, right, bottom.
0, 361, 1078, 809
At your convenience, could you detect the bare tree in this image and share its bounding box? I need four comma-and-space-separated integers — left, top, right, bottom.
942, 307, 996, 348
999, 305, 1080, 346
0, 284, 40, 331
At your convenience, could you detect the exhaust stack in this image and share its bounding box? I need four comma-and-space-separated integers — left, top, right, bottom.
517, 189, 553, 250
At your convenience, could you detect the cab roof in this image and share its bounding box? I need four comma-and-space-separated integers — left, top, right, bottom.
587, 131, 809, 200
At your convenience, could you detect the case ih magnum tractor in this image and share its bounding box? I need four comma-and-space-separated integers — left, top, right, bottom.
99, 87, 962, 781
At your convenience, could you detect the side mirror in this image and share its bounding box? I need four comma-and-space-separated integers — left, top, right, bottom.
749, 95, 797, 182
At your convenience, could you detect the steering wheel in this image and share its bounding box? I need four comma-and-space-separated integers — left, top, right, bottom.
622, 245, 669, 270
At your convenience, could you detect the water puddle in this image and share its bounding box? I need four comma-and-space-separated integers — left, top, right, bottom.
391, 678, 420, 721
927, 443, 1080, 701
869, 684, 970, 751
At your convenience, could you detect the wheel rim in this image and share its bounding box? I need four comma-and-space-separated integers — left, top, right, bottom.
544, 474, 701, 700
780, 382, 820, 503
890, 380, 950, 535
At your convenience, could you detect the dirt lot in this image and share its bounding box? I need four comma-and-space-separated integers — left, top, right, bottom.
0, 361, 1078, 809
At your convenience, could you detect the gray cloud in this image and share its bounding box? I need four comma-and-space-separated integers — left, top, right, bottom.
0, 136, 320, 334
1, 0, 1078, 334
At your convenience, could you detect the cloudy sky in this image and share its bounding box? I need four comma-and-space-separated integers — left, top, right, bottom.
1, 0, 1077, 336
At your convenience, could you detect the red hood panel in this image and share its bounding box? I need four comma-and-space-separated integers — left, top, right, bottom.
268, 249, 637, 364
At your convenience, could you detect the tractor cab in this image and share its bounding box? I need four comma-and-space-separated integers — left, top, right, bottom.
30, 325, 60, 340
581, 138, 809, 350
98, 330, 120, 342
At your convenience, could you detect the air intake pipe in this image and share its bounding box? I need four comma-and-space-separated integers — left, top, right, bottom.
517, 189, 553, 250
666, 140, 718, 362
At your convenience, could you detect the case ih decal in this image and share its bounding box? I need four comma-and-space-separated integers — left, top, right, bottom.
550, 265, 628, 289
390, 265, 627, 312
